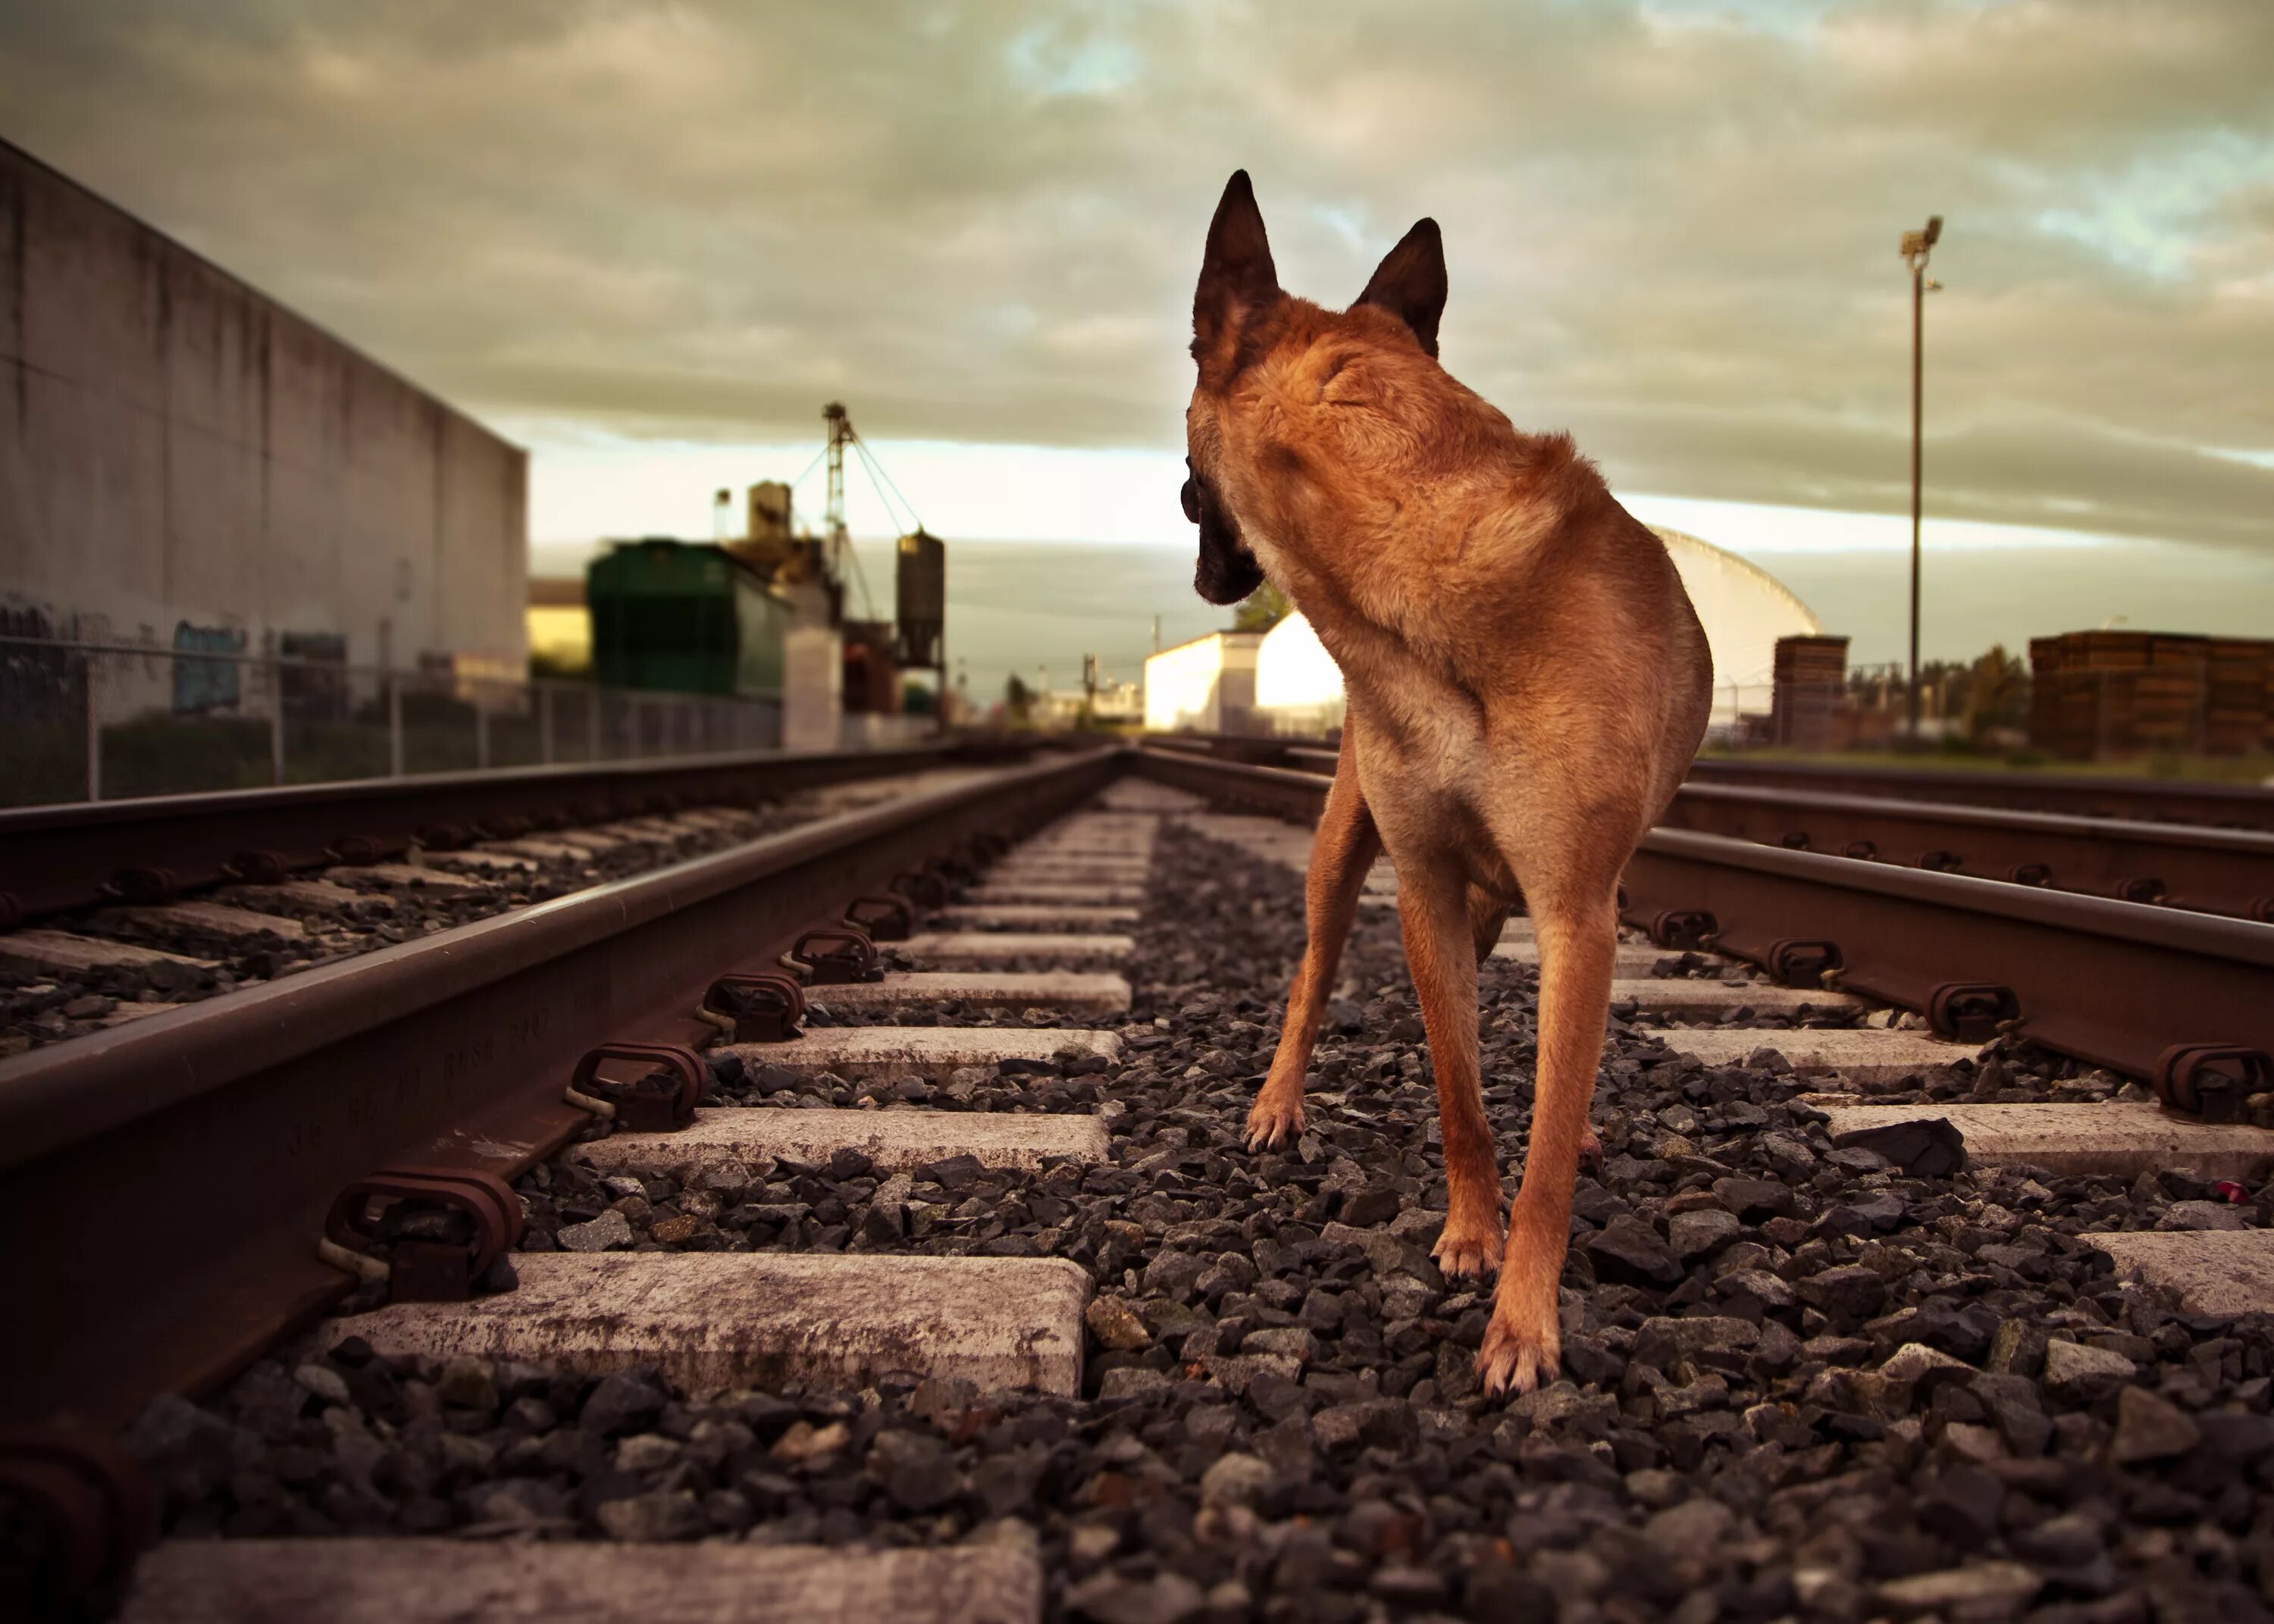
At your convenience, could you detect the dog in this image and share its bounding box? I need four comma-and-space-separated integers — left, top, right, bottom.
1179, 172, 1712, 1394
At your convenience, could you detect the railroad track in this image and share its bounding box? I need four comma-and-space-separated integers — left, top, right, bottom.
1144, 747, 2274, 1112
0, 745, 1035, 1055
1684, 758, 2274, 835
1150, 731, 2274, 834
11, 746, 2274, 1621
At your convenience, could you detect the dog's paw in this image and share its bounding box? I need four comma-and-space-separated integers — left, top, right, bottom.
1475, 1287, 1561, 1398
1431, 1212, 1503, 1278
1243, 1094, 1305, 1152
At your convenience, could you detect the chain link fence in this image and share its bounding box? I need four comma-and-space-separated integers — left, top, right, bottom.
0, 637, 785, 808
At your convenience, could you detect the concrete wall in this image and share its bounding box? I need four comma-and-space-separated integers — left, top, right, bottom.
0, 139, 525, 681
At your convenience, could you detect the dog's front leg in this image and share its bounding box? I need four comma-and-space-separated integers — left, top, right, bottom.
1245, 730, 1379, 1150
1398, 857, 1503, 1279
1479, 886, 1618, 1395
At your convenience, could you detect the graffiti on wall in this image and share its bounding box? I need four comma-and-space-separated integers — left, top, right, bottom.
171, 623, 246, 714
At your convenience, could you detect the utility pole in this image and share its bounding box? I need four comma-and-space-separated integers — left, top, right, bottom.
1899, 216, 1943, 741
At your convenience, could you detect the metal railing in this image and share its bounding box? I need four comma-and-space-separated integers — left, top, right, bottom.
0, 636, 785, 807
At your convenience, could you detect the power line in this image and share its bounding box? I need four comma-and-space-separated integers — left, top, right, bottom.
849, 432, 926, 534
850, 437, 922, 536
784, 443, 829, 499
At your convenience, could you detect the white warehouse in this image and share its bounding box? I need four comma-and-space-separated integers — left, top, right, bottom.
1142, 630, 1264, 734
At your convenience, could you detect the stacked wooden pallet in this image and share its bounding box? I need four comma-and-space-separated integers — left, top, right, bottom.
1769, 634, 1848, 749
2208, 637, 2274, 756
2024, 630, 2266, 758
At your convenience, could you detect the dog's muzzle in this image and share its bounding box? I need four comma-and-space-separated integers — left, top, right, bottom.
1183, 459, 1265, 606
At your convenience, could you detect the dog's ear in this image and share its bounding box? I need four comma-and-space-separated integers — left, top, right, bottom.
1194, 171, 1280, 364
1354, 218, 1446, 358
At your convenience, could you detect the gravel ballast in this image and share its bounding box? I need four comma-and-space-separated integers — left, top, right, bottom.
125, 799, 2274, 1622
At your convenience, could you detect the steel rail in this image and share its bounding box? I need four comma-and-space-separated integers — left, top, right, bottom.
1662, 781, 2274, 922
0, 738, 1034, 925
1685, 756, 2274, 832
1134, 746, 1333, 822
1146, 730, 2274, 831
1623, 828, 2274, 1092
1134, 743, 2274, 1093
2, 745, 1118, 1432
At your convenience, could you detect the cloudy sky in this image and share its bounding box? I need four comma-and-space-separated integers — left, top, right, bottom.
5, 0, 2271, 671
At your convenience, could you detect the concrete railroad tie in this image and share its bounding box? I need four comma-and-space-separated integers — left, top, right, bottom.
313, 1253, 1090, 1397
1660, 1028, 1976, 1082
2088, 1230, 2274, 1317
997, 859, 1151, 877
1609, 981, 1867, 1017
810, 972, 1131, 1015
575, 1106, 1110, 1180
118, 1540, 1041, 1624
897, 932, 1135, 965
929, 903, 1140, 929
1493, 940, 1693, 977
1095, 781, 1207, 812
96, 902, 309, 941
326, 862, 484, 890
216, 878, 369, 914
721, 1025, 1120, 1077
963, 883, 1146, 906
1821, 1100, 2274, 1181
0, 930, 218, 975
426, 849, 539, 874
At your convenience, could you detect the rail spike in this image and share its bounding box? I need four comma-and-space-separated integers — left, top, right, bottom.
569, 1040, 706, 1132
844, 893, 915, 942
322, 1167, 525, 1303
1926, 982, 2020, 1044
1766, 938, 1842, 990
1647, 909, 1716, 953
2153, 1045, 2272, 1125
0, 1426, 157, 1619
786, 926, 882, 985
703, 973, 807, 1043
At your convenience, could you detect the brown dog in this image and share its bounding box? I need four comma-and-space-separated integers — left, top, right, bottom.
1182, 172, 1712, 1394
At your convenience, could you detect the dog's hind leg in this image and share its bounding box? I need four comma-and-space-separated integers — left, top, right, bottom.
1245, 730, 1380, 1151
1477, 881, 1619, 1396
1399, 853, 1503, 1278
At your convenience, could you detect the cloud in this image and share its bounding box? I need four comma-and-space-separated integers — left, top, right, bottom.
3, 0, 2271, 549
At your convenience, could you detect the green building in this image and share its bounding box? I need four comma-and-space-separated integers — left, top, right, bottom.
585, 540, 793, 697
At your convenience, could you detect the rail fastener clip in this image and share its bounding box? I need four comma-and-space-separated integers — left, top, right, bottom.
321, 1166, 525, 1303
703, 973, 809, 1043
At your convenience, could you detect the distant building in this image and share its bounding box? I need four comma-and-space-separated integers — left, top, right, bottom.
1254, 615, 1345, 736
1649, 528, 1822, 724
0, 138, 527, 683
1031, 677, 1142, 730
527, 577, 590, 671
1144, 630, 1264, 734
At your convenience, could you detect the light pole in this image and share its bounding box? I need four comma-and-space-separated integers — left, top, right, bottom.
1900, 214, 1943, 740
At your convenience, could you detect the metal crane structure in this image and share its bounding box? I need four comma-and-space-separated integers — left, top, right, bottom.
816, 402, 948, 729
822, 401, 855, 586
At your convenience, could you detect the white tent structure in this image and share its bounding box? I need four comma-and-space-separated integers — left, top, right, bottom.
1651, 527, 1823, 724
1248, 527, 1822, 734
1254, 613, 1345, 735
